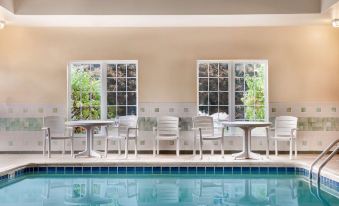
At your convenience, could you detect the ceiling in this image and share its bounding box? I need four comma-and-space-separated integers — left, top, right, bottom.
1, 0, 339, 27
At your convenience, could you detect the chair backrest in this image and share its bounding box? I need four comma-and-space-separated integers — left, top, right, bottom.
43, 116, 66, 136
193, 116, 214, 137
275, 116, 298, 137
118, 115, 138, 136
157, 116, 179, 136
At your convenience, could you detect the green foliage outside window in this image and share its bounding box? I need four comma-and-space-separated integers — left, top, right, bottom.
242, 65, 266, 120
71, 68, 101, 120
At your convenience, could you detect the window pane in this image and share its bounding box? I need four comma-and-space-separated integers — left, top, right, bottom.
107, 78, 116, 91
235, 63, 244, 77
242, 63, 266, 121
117, 106, 126, 116
127, 78, 136, 91
235, 78, 244, 91
117, 92, 126, 105
107, 106, 117, 119
117, 64, 126, 77
235, 92, 244, 105
199, 63, 208, 77
71, 107, 81, 120
235, 106, 245, 120
70, 64, 101, 120
219, 106, 229, 121
209, 92, 218, 105
209, 106, 218, 115
209, 63, 218, 77
219, 63, 228, 77
219, 92, 228, 105
199, 78, 208, 91
117, 78, 126, 91
107, 64, 116, 77
127, 64, 137, 77
90, 107, 101, 120
209, 78, 218, 91
219, 106, 229, 116
219, 78, 228, 91
199, 106, 208, 115
245, 64, 255, 76
199, 92, 208, 105
127, 92, 136, 105
127, 106, 137, 115
107, 92, 116, 105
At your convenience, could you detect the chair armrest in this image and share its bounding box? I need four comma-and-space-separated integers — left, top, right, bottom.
41, 127, 49, 131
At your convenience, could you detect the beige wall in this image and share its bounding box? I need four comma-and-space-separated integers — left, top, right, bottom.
0, 26, 339, 105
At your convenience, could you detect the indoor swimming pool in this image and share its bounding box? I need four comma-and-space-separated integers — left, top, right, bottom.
0, 166, 338, 205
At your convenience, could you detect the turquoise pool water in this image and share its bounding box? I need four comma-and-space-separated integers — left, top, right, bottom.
0, 174, 338, 206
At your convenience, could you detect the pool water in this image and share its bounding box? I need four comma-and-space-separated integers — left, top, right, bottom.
0, 175, 338, 206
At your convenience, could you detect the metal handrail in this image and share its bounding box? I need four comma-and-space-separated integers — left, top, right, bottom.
309, 138, 339, 180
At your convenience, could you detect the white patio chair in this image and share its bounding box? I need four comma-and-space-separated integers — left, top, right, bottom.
153, 116, 180, 156
41, 116, 74, 158
105, 115, 138, 158
266, 116, 298, 159
192, 116, 225, 160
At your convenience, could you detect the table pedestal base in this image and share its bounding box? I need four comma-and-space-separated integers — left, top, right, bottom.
233, 151, 262, 160
75, 150, 102, 158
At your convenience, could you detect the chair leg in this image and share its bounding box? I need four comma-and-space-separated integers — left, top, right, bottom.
118, 139, 121, 155
275, 140, 278, 156
176, 139, 180, 157
193, 137, 196, 156
125, 138, 128, 159
266, 138, 270, 158
199, 138, 203, 160
43, 138, 46, 157
294, 139, 298, 157
105, 138, 108, 158
70, 138, 74, 158
48, 138, 51, 158
220, 138, 224, 158
289, 139, 293, 160
62, 140, 66, 156
134, 139, 137, 157
157, 140, 160, 155
153, 138, 156, 157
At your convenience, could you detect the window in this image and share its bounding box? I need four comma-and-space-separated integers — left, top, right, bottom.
68, 61, 138, 120
197, 60, 268, 122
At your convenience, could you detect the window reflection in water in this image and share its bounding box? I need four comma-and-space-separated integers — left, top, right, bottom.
0, 176, 337, 205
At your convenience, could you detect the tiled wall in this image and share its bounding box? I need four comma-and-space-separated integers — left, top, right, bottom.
0, 102, 338, 152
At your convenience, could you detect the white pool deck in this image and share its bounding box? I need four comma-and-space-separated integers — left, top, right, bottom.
0, 153, 338, 181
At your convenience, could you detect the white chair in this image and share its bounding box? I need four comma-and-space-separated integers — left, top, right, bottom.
41, 116, 74, 158
153, 116, 180, 156
193, 116, 225, 160
266, 116, 298, 159
105, 115, 138, 158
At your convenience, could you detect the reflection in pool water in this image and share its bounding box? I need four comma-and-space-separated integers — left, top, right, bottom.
0, 175, 338, 205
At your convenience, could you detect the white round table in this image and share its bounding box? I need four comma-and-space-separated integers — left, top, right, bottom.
223, 121, 271, 160
65, 120, 114, 158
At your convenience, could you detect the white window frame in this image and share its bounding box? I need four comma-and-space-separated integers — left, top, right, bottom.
197, 60, 269, 122
67, 60, 138, 120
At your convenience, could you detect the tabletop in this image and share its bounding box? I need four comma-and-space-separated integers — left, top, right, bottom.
222, 121, 271, 127
65, 120, 115, 127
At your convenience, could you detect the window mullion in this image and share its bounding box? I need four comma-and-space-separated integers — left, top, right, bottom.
101, 63, 107, 120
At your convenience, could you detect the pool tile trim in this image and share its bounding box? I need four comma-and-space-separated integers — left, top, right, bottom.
1, 165, 338, 193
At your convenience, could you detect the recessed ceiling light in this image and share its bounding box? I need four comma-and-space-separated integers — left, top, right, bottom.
332, 19, 339, 27
0, 20, 5, 29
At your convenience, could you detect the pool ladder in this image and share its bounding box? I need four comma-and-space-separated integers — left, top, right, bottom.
309, 138, 339, 183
